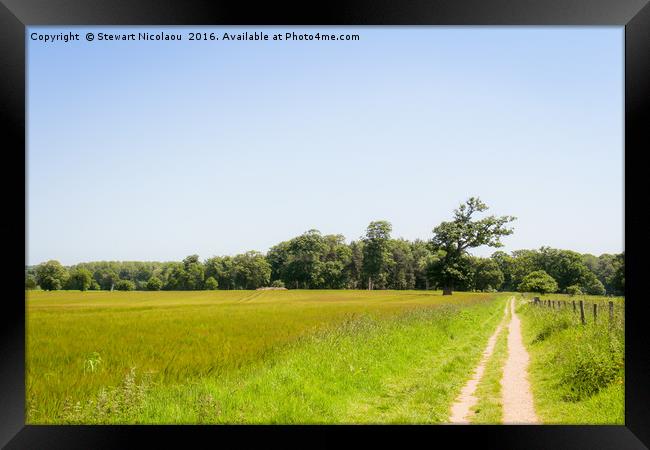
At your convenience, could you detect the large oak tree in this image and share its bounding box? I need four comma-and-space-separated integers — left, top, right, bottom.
430, 197, 516, 295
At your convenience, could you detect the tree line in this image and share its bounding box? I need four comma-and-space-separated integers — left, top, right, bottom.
25, 198, 624, 296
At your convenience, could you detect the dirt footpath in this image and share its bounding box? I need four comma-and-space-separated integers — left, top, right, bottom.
448, 299, 509, 423
501, 297, 538, 424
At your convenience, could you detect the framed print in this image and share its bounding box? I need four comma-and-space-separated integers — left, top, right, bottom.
1, 0, 648, 448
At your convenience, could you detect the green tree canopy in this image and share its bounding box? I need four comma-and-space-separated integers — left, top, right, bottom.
146, 276, 163, 291
204, 276, 219, 290
35, 260, 69, 291
431, 197, 515, 295
362, 221, 393, 290
67, 268, 93, 291
473, 258, 505, 292
518, 270, 558, 295
115, 279, 136, 291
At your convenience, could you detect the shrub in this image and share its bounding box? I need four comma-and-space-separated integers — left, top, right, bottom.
146, 277, 162, 291
204, 277, 219, 290
115, 280, 136, 291
271, 280, 286, 288
518, 270, 558, 294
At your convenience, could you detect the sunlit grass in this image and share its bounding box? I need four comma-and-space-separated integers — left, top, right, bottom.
26, 289, 504, 424
517, 295, 624, 424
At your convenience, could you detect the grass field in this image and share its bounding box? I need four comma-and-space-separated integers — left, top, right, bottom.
26, 290, 507, 424
517, 295, 624, 424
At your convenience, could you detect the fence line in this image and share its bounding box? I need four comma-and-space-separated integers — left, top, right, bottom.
530, 296, 623, 326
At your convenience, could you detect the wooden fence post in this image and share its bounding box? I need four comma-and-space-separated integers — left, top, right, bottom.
609, 301, 614, 323
572, 300, 576, 312
593, 303, 598, 322
579, 300, 586, 325
552, 300, 555, 309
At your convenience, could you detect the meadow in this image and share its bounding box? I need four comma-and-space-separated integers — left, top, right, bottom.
27, 290, 507, 424
517, 294, 625, 424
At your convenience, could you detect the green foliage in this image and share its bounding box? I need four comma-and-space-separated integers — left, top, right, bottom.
96, 269, 120, 291
67, 268, 93, 291
362, 221, 393, 290
610, 253, 624, 295
566, 285, 583, 296
519, 299, 624, 423
204, 277, 218, 290
518, 270, 558, 294
430, 198, 515, 293
25, 273, 38, 290
559, 336, 623, 401
426, 252, 474, 292
182, 255, 205, 290
25, 200, 618, 295
35, 260, 69, 291
232, 251, 271, 289
146, 277, 163, 291
271, 279, 285, 288
115, 280, 136, 291
580, 271, 606, 296
473, 258, 504, 292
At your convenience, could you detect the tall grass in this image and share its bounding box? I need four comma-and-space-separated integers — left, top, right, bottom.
517, 296, 624, 424
26, 290, 503, 424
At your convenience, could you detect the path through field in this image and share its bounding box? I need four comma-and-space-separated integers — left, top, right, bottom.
501, 297, 538, 424
449, 296, 538, 424
448, 299, 509, 423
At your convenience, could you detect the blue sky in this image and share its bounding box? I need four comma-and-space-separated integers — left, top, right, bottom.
27, 27, 624, 265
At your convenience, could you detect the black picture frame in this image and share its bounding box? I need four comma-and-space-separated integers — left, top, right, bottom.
1, 1, 648, 448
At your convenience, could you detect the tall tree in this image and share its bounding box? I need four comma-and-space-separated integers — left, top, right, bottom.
362, 221, 392, 290
346, 240, 365, 289
284, 230, 327, 289
411, 239, 433, 290
232, 251, 271, 289
387, 239, 416, 290
35, 260, 69, 291
490, 251, 516, 291
611, 252, 625, 295
473, 258, 505, 292
430, 197, 515, 295
67, 268, 93, 291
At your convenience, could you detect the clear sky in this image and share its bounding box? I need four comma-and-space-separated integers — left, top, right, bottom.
27, 26, 624, 266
